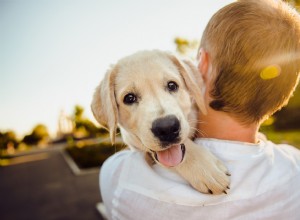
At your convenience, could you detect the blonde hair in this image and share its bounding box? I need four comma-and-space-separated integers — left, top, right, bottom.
200, 0, 300, 124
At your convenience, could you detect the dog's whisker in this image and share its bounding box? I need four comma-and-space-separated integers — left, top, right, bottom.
189, 126, 204, 137
188, 118, 207, 126
187, 118, 201, 123
189, 126, 199, 132
190, 127, 198, 132
199, 129, 208, 138
189, 125, 208, 138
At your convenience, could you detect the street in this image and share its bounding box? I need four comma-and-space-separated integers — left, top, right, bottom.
0, 150, 104, 220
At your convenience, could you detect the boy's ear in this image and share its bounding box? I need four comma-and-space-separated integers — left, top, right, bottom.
91, 66, 118, 144
167, 53, 207, 115
197, 48, 209, 82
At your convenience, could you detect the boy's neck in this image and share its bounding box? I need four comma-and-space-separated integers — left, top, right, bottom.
197, 108, 259, 144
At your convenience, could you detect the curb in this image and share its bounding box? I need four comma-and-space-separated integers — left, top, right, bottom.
60, 150, 100, 176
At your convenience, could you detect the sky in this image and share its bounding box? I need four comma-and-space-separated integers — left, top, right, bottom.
0, 0, 234, 137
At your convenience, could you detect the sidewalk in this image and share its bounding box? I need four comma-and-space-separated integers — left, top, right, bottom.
0, 149, 104, 220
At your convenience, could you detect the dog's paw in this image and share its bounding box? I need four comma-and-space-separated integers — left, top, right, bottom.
191, 154, 230, 195
174, 140, 230, 195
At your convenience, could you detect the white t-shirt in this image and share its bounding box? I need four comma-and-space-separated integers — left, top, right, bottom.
100, 138, 300, 220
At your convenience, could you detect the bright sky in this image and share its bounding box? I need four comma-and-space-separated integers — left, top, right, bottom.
0, 0, 234, 137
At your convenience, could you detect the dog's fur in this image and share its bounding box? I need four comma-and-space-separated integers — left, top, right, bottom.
92, 50, 230, 194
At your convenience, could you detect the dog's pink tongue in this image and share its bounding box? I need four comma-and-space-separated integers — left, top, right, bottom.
156, 144, 183, 167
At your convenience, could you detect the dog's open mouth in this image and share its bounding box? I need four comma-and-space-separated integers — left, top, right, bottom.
153, 144, 185, 167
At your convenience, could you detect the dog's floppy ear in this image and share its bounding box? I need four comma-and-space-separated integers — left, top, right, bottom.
91, 66, 118, 144
168, 54, 207, 114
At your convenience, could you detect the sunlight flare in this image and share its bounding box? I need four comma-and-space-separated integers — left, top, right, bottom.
260, 65, 281, 80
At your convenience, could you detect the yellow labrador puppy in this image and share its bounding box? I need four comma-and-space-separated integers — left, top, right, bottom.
92, 50, 230, 194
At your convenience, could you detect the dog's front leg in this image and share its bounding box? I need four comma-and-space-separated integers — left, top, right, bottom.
173, 139, 230, 194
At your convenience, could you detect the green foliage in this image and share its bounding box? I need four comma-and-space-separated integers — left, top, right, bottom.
273, 84, 300, 130
174, 37, 198, 58
287, 85, 300, 108
66, 141, 125, 168
22, 124, 49, 146
274, 107, 300, 130
0, 130, 18, 150
74, 105, 84, 119
260, 128, 300, 149
72, 105, 108, 137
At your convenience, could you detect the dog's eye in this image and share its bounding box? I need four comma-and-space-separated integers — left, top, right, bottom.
167, 81, 178, 92
123, 93, 137, 105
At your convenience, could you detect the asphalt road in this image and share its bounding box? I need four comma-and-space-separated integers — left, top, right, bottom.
0, 150, 104, 220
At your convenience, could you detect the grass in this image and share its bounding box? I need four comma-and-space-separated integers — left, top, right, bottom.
260, 128, 300, 149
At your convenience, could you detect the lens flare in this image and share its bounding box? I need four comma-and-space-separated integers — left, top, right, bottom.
260, 65, 281, 80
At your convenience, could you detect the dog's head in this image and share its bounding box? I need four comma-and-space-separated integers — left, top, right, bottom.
91, 50, 206, 167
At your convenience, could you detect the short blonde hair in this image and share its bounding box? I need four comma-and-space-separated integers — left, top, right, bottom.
200, 0, 300, 124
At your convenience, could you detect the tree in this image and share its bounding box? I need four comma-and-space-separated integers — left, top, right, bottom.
0, 130, 18, 151
22, 124, 49, 146
174, 37, 198, 58
72, 105, 107, 137
74, 105, 84, 120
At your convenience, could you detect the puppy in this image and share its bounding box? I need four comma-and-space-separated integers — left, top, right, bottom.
91, 50, 230, 194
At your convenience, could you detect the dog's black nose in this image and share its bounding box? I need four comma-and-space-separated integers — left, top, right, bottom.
151, 115, 181, 144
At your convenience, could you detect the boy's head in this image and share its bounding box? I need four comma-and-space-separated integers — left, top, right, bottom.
199, 0, 300, 124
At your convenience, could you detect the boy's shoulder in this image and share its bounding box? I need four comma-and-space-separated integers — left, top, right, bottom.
271, 141, 300, 167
